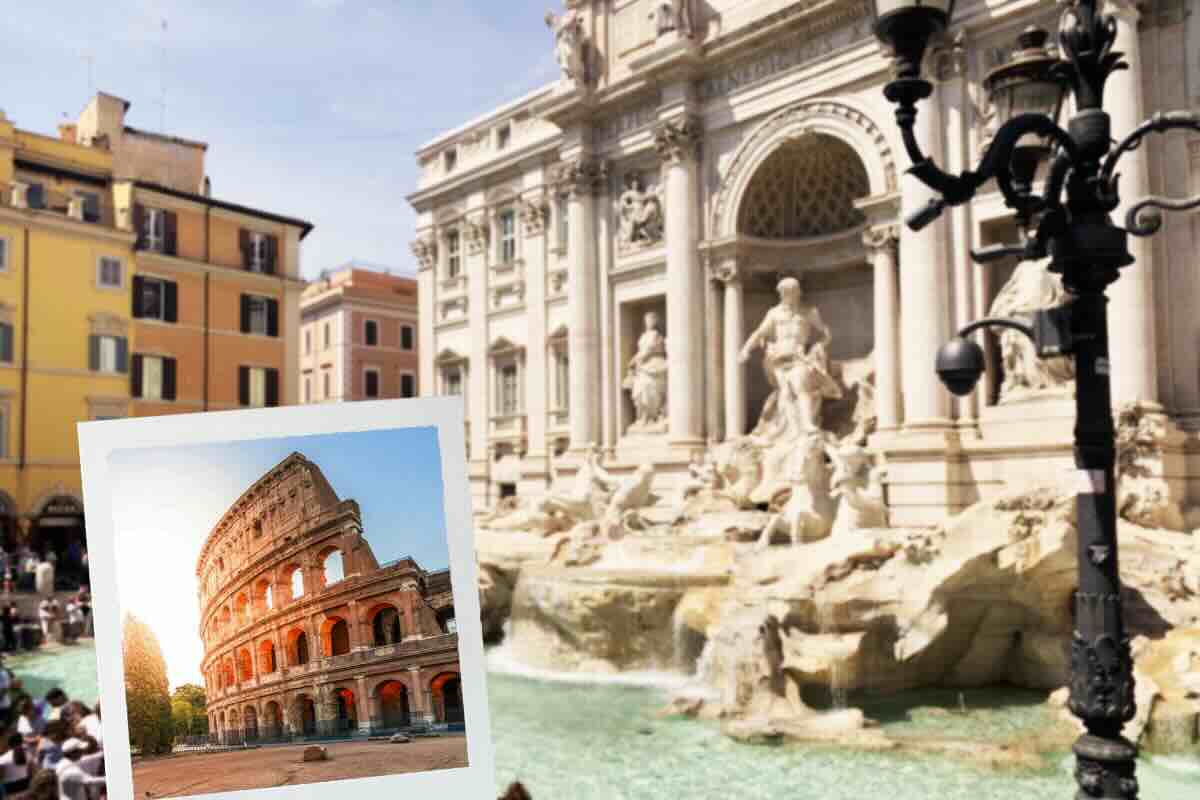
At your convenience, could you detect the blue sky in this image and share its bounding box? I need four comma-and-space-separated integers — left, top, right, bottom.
107, 425, 449, 687
0, 1, 559, 279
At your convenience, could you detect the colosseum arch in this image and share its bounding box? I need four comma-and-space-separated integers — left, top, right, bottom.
367, 602, 404, 646
293, 693, 317, 736
236, 647, 254, 682
262, 700, 283, 738
285, 627, 311, 666
429, 671, 463, 725
234, 592, 251, 626
258, 639, 277, 674
333, 686, 358, 732
320, 615, 351, 657
219, 605, 232, 633
318, 544, 344, 590
283, 561, 305, 602
375, 678, 411, 729
243, 705, 259, 740
252, 577, 273, 613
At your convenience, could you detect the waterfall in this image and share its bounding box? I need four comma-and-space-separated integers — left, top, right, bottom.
818, 601, 847, 711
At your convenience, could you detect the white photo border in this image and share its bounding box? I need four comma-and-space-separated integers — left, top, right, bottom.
77, 396, 495, 800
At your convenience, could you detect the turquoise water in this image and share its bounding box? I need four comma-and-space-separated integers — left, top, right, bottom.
488, 672, 1200, 800
9, 642, 1200, 798
6, 641, 104, 704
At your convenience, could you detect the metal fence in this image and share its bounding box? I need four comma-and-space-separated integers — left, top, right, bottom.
175, 717, 461, 750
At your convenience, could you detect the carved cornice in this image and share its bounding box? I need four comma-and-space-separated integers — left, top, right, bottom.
410, 235, 438, 271
861, 224, 899, 256
552, 157, 609, 198
654, 116, 702, 164
519, 192, 549, 237
707, 257, 743, 285
463, 213, 490, 255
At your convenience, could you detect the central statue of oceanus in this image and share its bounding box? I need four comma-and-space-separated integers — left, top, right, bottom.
739, 277, 843, 440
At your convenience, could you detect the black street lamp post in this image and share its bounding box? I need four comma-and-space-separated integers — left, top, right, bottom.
871, 1, 1200, 797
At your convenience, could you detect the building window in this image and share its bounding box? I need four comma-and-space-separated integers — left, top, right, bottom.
498, 209, 517, 263
139, 207, 176, 254
400, 325, 414, 351
26, 183, 45, 210
0, 323, 13, 364
556, 195, 569, 250
239, 366, 279, 407
554, 348, 569, 410
0, 238, 9, 272
446, 229, 461, 278
0, 407, 6, 459
241, 294, 278, 337
497, 124, 511, 150
364, 368, 380, 399
77, 192, 101, 223
323, 322, 331, 349
401, 373, 416, 398
443, 366, 462, 396
304, 328, 311, 354
446, 617, 458, 634
497, 363, 519, 415
444, 148, 457, 173
131, 354, 176, 401
323, 371, 331, 400
304, 376, 312, 403
97, 257, 123, 289
89, 334, 128, 374
364, 319, 379, 347
245, 231, 273, 273
133, 276, 177, 322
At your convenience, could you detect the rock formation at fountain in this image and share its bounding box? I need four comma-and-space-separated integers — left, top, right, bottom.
477, 301, 1200, 757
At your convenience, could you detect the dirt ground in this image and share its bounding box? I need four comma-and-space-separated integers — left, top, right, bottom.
133, 736, 469, 797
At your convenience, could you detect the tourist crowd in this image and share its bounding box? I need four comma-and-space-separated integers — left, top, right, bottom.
0, 546, 89, 599
0, 665, 105, 800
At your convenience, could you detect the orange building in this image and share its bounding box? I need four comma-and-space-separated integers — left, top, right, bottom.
299, 266, 418, 404
72, 93, 313, 414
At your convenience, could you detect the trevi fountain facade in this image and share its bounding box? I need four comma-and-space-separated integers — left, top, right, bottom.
407, 0, 1200, 792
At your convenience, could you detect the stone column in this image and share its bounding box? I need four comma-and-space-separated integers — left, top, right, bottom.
407, 666, 431, 723
556, 158, 606, 450
354, 674, 370, 732
348, 599, 364, 651
942, 35, 976, 423
864, 226, 902, 431
898, 80, 952, 429
465, 209, 491, 502
520, 190, 550, 486
717, 261, 746, 439
413, 232, 437, 397
1104, 0, 1158, 407
705, 264, 724, 443
656, 117, 705, 446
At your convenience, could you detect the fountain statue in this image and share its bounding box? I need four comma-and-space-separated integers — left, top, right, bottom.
828, 443, 888, 535
988, 259, 1075, 401
754, 432, 836, 549
616, 174, 664, 249
544, 6, 586, 83
623, 311, 669, 434
739, 277, 842, 441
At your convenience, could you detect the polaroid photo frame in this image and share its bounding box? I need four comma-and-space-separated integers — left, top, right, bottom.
77, 396, 495, 800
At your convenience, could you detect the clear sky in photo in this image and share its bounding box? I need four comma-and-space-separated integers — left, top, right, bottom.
0, 1, 560, 279
107, 425, 449, 690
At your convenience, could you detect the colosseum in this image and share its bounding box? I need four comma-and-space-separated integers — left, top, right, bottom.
197, 452, 462, 743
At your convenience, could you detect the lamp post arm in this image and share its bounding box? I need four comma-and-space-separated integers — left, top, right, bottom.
956, 317, 1035, 344
1097, 111, 1200, 236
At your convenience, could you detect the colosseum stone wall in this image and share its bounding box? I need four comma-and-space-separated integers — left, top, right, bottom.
197, 452, 461, 742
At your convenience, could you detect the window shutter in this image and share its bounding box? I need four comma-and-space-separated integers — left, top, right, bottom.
133, 204, 145, 249
116, 337, 129, 373
131, 354, 143, 398
88, 335, 100, 371
164, 211, 178, 255
267, 299, 279, 337
239, 229, 251, 269
266, 368, 279, 407
240, 295, 250, 334
0, 324, 13, 363
27, 184, 45, 210
163, 357, 177, 401
238, 366, 250, 406
83, 193, 100, 223
165, 281, 178, 323
402, 373, 415, 398
266, 235, 278, 275
131, 275, 145, 318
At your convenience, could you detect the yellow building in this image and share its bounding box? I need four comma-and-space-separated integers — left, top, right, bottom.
0, 106, 135, 571
0, 93, 310, 578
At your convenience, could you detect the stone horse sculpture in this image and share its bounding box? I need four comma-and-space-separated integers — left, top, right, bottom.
828, 444, 888, 535
755, 432, 836, 549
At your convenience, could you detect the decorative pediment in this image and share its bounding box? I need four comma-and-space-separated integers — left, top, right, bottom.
410, 233, 438, 270
519, 191, 549, 236
488, 336, 525, 356
435, 347, 467, 365
547, 323, 569, 341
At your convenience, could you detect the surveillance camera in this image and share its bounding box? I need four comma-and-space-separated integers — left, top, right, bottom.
935, 337, 985, 397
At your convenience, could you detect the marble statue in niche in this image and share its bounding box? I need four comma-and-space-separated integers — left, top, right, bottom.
653, 0, 696, 38
988, 259, 1075, 401
545, 6, 586, 82
739, 277, 842, 440
616, 174, 664, 248
624, 311, 669, 433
